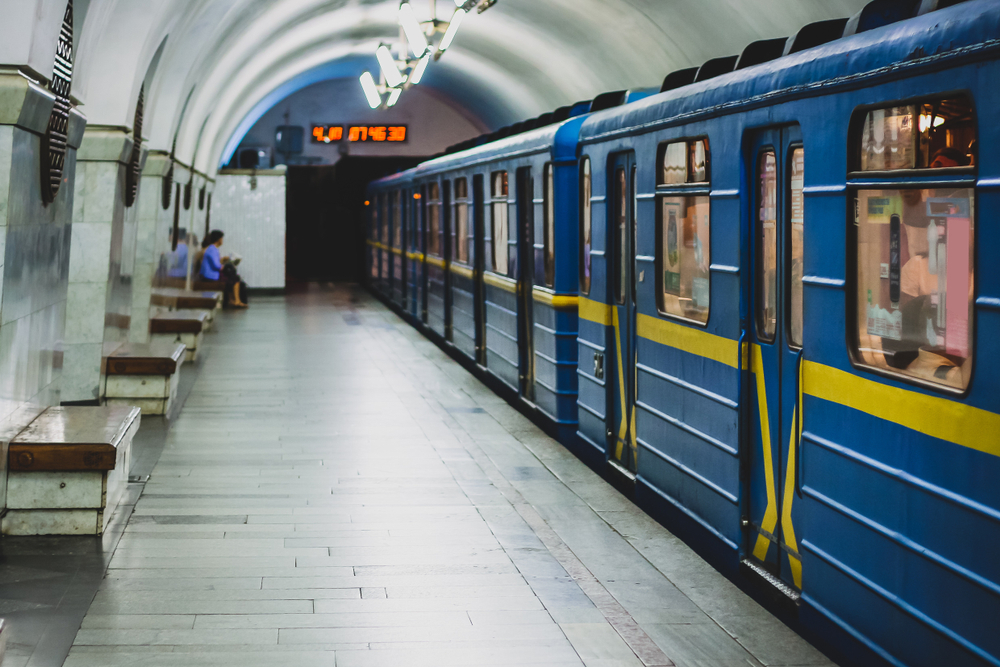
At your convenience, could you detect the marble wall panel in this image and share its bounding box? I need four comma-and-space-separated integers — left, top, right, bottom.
211, 171, 286, 289
130, 154, 170, 342
0, 73, 83, 510
62, 129, 135, 403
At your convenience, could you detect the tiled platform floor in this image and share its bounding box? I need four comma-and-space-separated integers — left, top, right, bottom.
62, 284, 837, 667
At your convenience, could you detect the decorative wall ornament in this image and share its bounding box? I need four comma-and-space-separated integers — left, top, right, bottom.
162, 136, 176, 210
41, 0, 74, 204
124, 85, 144, 207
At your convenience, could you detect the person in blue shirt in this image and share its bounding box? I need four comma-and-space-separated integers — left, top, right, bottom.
201, 230, 248, 308
167, 228, 188, 278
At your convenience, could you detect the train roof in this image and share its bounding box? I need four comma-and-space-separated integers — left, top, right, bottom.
370, 114, 587, 188
579, 0, 999, 144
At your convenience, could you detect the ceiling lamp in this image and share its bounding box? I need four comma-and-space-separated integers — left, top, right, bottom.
360, 0, 497, 110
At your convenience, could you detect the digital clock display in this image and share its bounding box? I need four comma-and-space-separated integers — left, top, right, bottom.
311, 125, 407, 143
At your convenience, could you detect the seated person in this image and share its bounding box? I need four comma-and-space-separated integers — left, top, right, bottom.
201, 230, 248, 308
167, 228, 189, 278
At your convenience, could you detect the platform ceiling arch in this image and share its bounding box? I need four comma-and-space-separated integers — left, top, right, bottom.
56, 0, 870, 176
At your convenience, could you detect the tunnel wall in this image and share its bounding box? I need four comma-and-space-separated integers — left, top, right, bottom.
210, 170, 287, 289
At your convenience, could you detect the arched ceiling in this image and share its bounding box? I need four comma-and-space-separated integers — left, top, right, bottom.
11, 0, 870, 178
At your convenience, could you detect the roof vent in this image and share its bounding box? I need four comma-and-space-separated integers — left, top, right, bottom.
535, 112, 556, 128
736, 38, 787, 69
590, 90, 628, 112
844, 0, 920, 36
694, 55, 739, 82
916, 0, 971, 14
783, 18, 849, 55
552, 106, 573, 122
660, 67, 698, 92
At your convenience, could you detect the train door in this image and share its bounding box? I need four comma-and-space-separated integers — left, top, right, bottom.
408, 188, 419, 317
393, 189, 402, 311
745, 127, 804, 592
473, 174, 487, 365
420, 184, 429, 323
516, 167, 535, 401
443, 180, 453, 340
608, 153, 638, 475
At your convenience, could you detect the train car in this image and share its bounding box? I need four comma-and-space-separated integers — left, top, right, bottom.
367, 2, 1000, 664
577, 2, 999, 666
367, 91, 652, 439
369, 115, 590, 437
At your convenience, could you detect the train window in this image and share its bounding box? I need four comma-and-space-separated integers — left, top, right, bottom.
392, 191, 402, 248
857, 97, 975, 171
661, 142, 686, 184
690, 139, 708, 182
580, 158, 592, 295
491, 171, 509, 275
543, 164, 555, 287
659, 138, 710, 186
656, 137, 711, 323
427, 181, 441, 257
409, 190, 419, 249
852, 188, 974, 390
756, 150, 778, 341
789, 147, 805, 347
614, 168, 627, 304
380, 193, 389, 245
454, 178, 469, 264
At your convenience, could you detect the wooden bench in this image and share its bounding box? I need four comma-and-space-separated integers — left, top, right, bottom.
2, 406, 140, 536
158, 277, 227, 292
151, 287, 223, 331
150, 310, 208, 362
104, 341, 186, 415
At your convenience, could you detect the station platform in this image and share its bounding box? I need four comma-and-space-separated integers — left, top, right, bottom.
4, 285, 836, 667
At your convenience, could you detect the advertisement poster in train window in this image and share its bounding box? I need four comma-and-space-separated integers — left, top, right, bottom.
662, 199, 682, 295
859, 191, 904, 341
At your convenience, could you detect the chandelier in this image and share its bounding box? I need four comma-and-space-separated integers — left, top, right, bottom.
360, 0, 497, 110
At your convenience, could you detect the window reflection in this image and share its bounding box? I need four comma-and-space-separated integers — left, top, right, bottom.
756, 150, 777, 341
427, 182, 441, 257
789, 148, 805, 347
491, 172, 508, 275
454, 178, 469, 264
615, 168, 627, 304
580, 158, 592, 294
854, 188, 974, 389
543, 165, 555, 287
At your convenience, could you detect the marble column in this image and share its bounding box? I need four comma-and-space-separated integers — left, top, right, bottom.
130, 151, 171, 343
0, 70, 85, 508
62, 126, 138, 403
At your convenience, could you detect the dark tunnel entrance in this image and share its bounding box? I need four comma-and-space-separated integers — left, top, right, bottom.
285, 156, 424, 284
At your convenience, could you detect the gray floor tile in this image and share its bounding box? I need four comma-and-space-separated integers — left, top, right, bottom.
59, 287, 835, 667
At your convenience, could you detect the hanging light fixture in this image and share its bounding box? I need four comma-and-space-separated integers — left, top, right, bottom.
360, 0, 497, 110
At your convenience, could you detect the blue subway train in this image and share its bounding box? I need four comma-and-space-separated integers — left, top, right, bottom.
366, 1, 1000, 665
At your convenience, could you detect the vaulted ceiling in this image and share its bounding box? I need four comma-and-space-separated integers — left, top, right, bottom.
4, 0, 869, 176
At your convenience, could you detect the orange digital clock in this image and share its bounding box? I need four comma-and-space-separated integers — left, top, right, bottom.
311, 125, 407, 143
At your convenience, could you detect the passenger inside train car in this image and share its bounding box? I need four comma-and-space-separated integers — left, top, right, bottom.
0, 2, 997, 667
